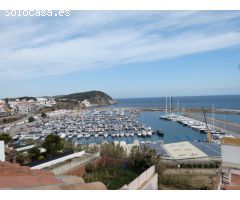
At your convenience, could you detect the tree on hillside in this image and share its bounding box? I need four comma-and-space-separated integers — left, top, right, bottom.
28, 147, 41, 162
100, 143, 126, 159
41, 112, 47, 118
16, 152, 29, 165
127, 146, 156, 173
28, 116, 35, 123
0, 133, 12, 144
42, 134, 64, 156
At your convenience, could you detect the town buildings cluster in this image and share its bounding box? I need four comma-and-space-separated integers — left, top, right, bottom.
0, 100, 10, 117
0, 98, 56, 116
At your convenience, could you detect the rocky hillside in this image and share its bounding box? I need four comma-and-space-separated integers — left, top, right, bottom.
55, 91, 116, 107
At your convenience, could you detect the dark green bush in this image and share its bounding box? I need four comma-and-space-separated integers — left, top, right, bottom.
197, 163, 203, 168
0, 133, 12, 144
85, 163, 97, 173
28, 116, 35, 123
192, 164, 197, 168
215, 162, 221, 168
181, 163, 186, 168
204, 164, 209, 168
186, 164, 192, 168
209, 163, 215, 168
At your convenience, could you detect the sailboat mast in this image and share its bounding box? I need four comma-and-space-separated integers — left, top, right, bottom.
166, 96, 168, 115
177, 100, 179, 115
170, 96, 172, 114
212, 104, 215, 127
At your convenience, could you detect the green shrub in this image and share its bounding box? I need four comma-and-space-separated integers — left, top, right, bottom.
28, 147, 41, 162
16, 152, 28, 165
215, 162, 221, 168
41, 112, 47, 118
85, 163, 97, 173
0, 133, 12, 144
186, 164, 192, 168
197, 163, 203, 168
28, 117, 35, 123
42, 134, 64, 156
181, 163, 186, 168
192, 164, 197, 168
204, 164, 209, 168
209, 163, 215, 168
38, 155, 45, 160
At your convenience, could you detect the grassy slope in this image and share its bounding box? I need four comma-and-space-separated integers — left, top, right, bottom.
83, 166, 138, 190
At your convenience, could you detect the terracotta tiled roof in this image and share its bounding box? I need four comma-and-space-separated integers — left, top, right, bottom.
0, 161, 63, 189
0, 161, 107, 190
223, 185, 240, 190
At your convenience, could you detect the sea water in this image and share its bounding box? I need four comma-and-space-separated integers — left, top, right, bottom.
76, 95, 239, 145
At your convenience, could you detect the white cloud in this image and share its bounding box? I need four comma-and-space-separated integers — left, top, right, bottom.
0, 11, 240, 80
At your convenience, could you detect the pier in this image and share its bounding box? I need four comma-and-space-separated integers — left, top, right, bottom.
184, 113, 240, 137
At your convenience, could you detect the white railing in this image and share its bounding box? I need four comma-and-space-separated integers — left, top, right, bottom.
15, 144, 35, 152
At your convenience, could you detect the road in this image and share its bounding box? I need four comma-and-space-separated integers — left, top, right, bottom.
184, 113, 240, 137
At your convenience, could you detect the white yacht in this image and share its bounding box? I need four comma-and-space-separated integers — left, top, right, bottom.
77, 134, 83, 139
142, 130, 147, 137
147, 131, 152, 136
125, 133, 130, 137
68, 134, 73, 139
104, 133, 108, 138
59, 133, 66, 139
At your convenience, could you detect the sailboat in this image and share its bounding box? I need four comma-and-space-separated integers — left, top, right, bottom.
160, 96, 170, 120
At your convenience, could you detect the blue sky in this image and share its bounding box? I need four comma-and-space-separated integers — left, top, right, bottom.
0, 11, 240, 99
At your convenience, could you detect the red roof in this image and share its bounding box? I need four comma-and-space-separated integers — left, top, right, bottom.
0, 161, 63, 189
0, 161, 106, 190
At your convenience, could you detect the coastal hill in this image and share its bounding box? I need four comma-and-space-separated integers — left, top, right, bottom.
55, 91, 116, 107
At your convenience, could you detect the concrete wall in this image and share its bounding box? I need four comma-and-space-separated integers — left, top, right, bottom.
141, 173, 158, 190
0, 141, 5, 161
222, 145, 240, 167
15, 144, 35, 152
121, 165, 158, 190
31, 151, 86, 170
47, 152, 100, 175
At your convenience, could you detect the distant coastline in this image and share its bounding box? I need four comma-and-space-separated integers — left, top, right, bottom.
112, 95, 240, 111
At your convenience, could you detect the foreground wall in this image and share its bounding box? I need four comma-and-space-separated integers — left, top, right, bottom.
0, 141, 5, 162
48, 152, 101, 175
121, 165, 158, 190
